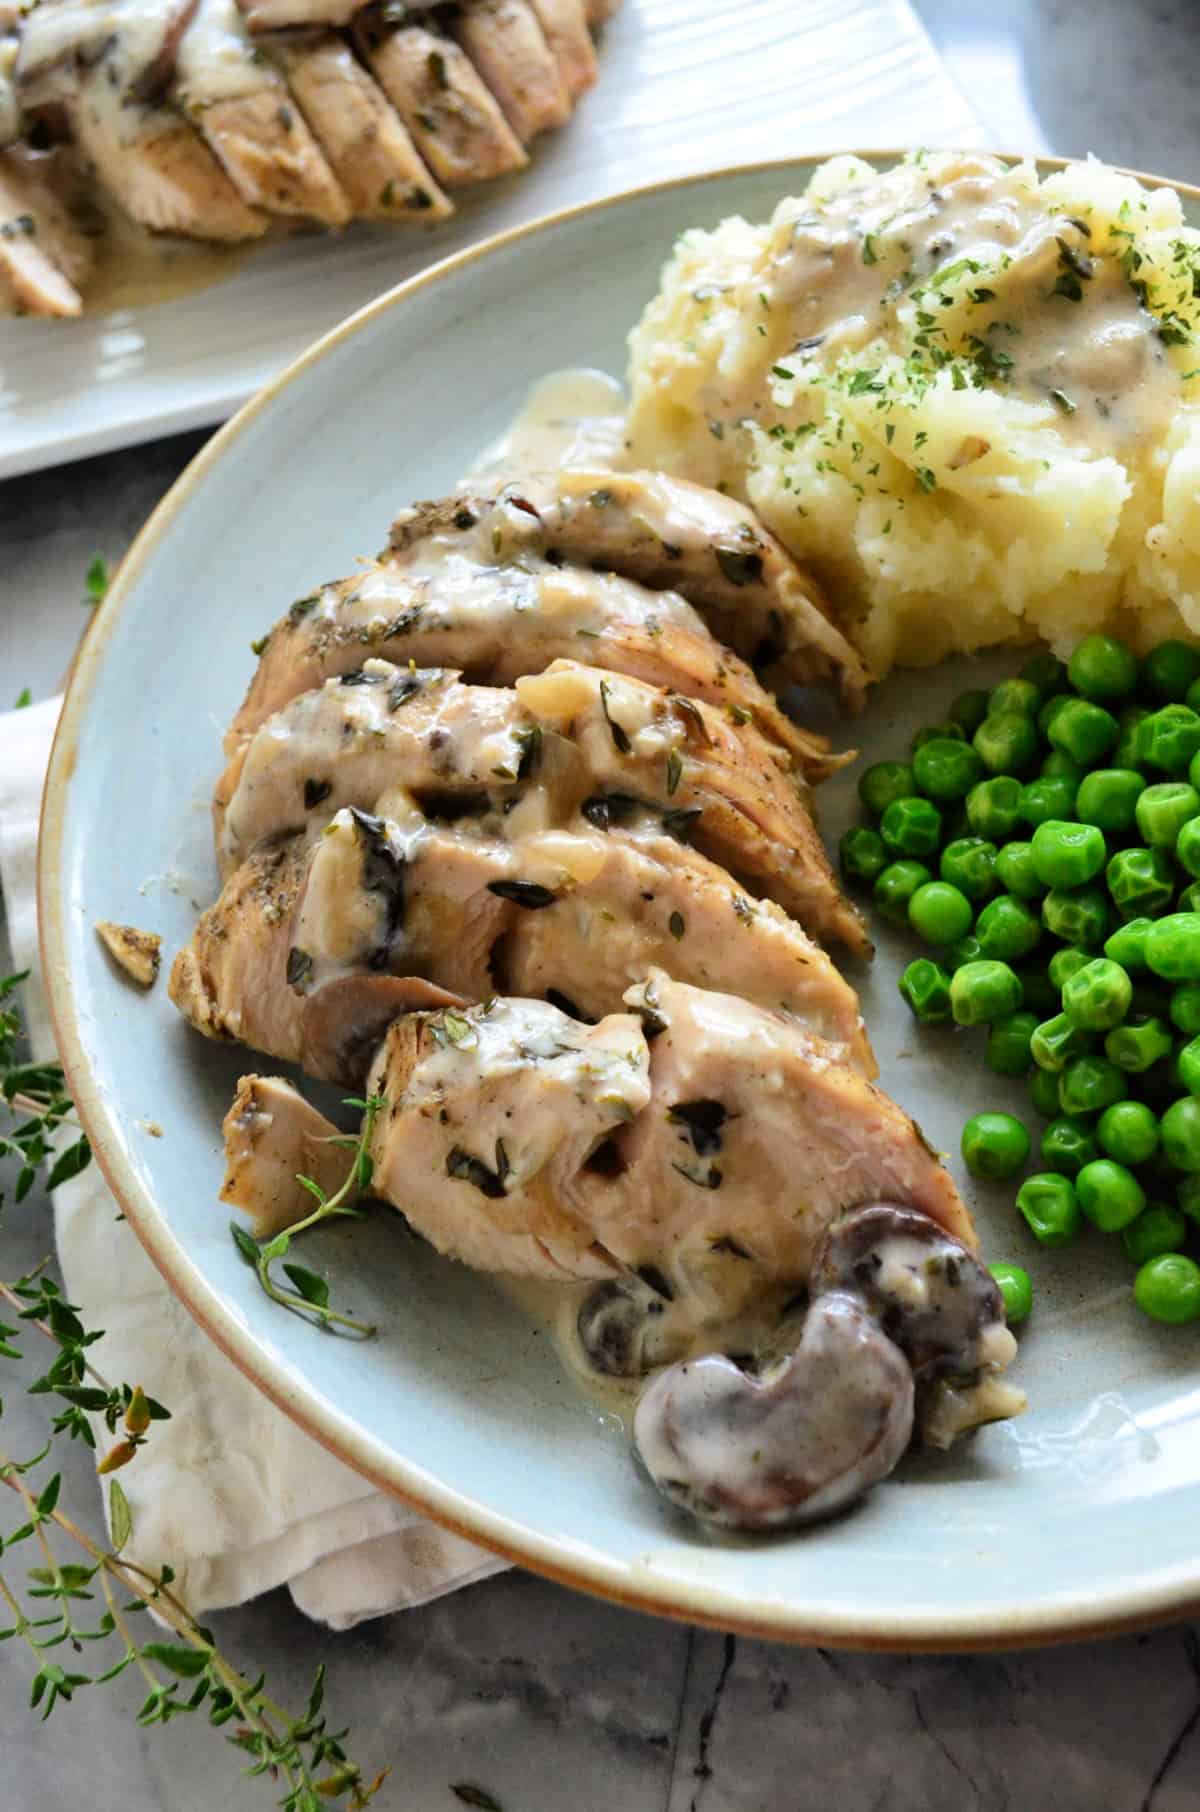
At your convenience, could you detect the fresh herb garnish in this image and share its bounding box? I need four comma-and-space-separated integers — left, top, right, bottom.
232, 1094, 384, 1337
446, 1143, 509, 1200
1, 973, 386, 1804
598, 680, 631, 754
83, 557, 109, 609
715, 545, 764, 588
285, 947, 314, 990
486, 880, 558, 910
667, 1099, 728, 1156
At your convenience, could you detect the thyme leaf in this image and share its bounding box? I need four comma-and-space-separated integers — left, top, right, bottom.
1, 970, 386, 1804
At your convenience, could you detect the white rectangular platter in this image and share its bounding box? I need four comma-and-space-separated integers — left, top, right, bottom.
0, 0, 981, 479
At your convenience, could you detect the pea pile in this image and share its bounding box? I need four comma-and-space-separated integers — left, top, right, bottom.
840, 633, 1200, 1330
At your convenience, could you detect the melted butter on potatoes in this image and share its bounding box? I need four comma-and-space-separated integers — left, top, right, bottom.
626, 151, 1200, 677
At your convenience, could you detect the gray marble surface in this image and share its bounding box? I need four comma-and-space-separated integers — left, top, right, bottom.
6, 3, 1200, 1808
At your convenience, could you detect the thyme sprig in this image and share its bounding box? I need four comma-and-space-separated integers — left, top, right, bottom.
230, 1094, 385, 1337
0, 972, 388, 1805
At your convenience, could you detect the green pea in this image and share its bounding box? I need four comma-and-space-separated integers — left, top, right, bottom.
1042, 885, 1110, 948
1177, 1173, 1200, 1224
1105, 1015, 1174, 1073
1106, 847, 1175, 920
1122, 1203, 1188, 1265
987, 1010, 1038, 1077
858, 760, 916, 817
1020, 651, 1067, 697
1097, 1100, 1159, 1165
839, 825, 888, 884
912, 737, 984, 802
1160, 1095, 1200, 1170
975, 893, 1042, 962
1177, 1035, 1200, 1095
908, 881, 974, 947
1076, 1158, 1145, 1231
1074, 768, 1144, 833
1059, 1054, 1128, 1117
1180, 882, 1200, 915
1038, 693, 1073, 739
880, 795, 943, 859
1068, 634, 1139, 703
1017, 1172, 1082, 1246
1104, 917, 1154, 971
1047, 697, 1119, 766
990, 1262, 1033, 1324
1170, 984, 1200, 1035
990, 677, 1042, 718
947, 933, 983, 972
898, 957, 953, 1025
912, 721, 967, 749
1021, 776, 1078, 826
1014, 965, 1060, 1018
1176, 817, 1200, 880
1030, 819, 1106, 889
1061, 957, 1133, 1031
965, 776, 1025, 840
950, 960, 1024, 1026
1040, 751, 1085, 784
1040, 1115, 1100, 1176
994, 840, 1044, 901
873, 859, 933, 925
1030, 1012, 1091, 1072
1141, 639, 1200, 703
939, 837, 998, 902
1145, 913, 1200, 981
1136, 704, 1200, 774
1048, 946, 1091, 990
1134, 1253, 1200, 1324
1113, 704, 1150, 770
974, 712, 1040, 777
1135, 781, 1200, 848
949, 688, 990, 736
1030, 1067, 1064, 1117
961, 1110, 1030, 1180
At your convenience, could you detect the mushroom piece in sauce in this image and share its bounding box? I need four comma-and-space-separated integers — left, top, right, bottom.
630, 1201, 1024, 1531
632, 1292, 914, 1532
810, 1201, 1025, 1447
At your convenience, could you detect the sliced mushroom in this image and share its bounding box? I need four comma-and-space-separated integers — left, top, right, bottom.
576, 1274, 684, 1376
300, 970, 465, 1085
632, 1292, 914, 1531
810, 1202, 1010, 1378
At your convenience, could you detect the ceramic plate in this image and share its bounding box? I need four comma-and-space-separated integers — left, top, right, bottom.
40, 157, 1200, 1650
0, 0, 982, 480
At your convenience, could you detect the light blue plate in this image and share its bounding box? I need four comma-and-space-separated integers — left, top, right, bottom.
41, 158, 1200, 1648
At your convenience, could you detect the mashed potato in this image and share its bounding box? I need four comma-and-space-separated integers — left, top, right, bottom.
626, 151, 1200, 680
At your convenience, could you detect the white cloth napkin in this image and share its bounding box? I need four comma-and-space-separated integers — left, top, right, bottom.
0, 696, 506, 1629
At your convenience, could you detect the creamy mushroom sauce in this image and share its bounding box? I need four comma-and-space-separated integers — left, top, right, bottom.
475, 370, 744, 1419
465, 371, 1008, 1454
174, 0, 271, 106
756, 154, 1183, 455
469, 367, 628, 484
